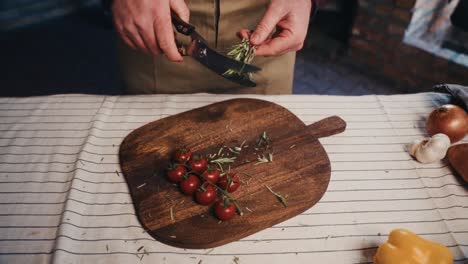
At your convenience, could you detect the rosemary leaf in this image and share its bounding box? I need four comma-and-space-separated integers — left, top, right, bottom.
268, 152, 274, 162
217, 147, 224, 156
170, 206, 174, 221
210, 157, 237, 164
265, 185, 287, 208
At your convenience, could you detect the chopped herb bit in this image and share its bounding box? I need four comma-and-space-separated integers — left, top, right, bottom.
100, 157, 104, 162
240, 140, 246, 148
255, 153, 273, 165
137, 246, 144, 252
210, 157, 236, 164
217, 147, 224, 156
115, 170, 120, 177
233, 256, 240, 264
198, 260, 203, 264
255, 155, 268, 165
229, 147, 240, 155
136, 183, 147, 189
256, 131, 270, 147
170, 207, 175, 221
216, 163, 224, 173
265, 185, 287, 208
106, 244, 109, 252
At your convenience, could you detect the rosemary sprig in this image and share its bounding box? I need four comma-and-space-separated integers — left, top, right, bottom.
223, 38, 256, 79
210, 157, 237, 164
256, 131, 270, 147
265, 185, 287, 208
254, 153, 273, 165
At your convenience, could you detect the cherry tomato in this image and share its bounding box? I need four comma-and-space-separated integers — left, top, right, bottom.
195, 184, 216, 205
202, 167, 220, 184
214, 200, 236, 221
189, 155, 208, 173
179, 174, 200, 195
166, 164, 186, 183
217, 173, 240, 193
173, 148, 192, 163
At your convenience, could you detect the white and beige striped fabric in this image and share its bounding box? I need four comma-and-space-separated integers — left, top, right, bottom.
0, 93, 467, 264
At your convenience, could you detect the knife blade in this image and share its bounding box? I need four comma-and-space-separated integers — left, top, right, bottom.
185, 38, 258, 87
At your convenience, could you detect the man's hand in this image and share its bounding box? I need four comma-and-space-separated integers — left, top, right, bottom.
241, 0, 312, 56
112, 0, 189, 62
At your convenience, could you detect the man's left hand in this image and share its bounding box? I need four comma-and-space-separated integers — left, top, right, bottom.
240, 0, 312, 56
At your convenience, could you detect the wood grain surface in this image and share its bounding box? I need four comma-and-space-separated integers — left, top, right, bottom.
119, 98, 346, 249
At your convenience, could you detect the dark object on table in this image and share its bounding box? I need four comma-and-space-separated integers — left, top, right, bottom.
447, 143, 468, 183
434, 84, 468, 112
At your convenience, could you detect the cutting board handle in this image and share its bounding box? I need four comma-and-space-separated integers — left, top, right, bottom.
305, 116, 346, 139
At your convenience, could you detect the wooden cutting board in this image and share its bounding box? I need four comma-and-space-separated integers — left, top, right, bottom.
119, 98, 346, 249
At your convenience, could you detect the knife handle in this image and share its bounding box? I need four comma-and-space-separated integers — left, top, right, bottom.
171, 13, 195, 36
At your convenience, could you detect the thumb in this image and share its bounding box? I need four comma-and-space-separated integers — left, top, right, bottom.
170, 0, 190, 22
250, 3, 284, 45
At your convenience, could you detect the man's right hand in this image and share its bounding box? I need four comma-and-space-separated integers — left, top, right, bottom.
111, 0, 189, 62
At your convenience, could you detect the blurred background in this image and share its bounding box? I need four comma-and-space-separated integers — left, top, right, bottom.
1, 0, 467, 97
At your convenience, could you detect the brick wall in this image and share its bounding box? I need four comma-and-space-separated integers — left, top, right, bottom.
348, 0, 468, 92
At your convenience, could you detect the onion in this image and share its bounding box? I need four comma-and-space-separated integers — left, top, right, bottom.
426, 104, 468, 143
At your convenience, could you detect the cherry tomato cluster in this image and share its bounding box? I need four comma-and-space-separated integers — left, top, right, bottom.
167, 147, 240, 221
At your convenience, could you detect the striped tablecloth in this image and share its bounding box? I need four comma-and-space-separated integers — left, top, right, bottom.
0, 93, 467, 264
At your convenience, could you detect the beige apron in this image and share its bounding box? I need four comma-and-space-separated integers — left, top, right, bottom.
117, 0, 295, 94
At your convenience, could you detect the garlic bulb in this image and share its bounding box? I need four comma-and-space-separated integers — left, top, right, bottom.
407, 133, 451, 164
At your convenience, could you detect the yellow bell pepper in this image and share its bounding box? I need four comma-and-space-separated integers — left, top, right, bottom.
373, 229, 453, 264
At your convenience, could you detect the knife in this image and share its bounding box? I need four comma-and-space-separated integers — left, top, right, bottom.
171, 14, 261, 87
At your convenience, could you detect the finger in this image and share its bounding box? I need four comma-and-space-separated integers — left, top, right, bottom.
122, 34, 138, 50
237, 29, 251, 40
124, 24, 151, 54
154, 5, 183, 62
250, 3, 285, 46
255, 35, 293, 56
170, 0, 190, 22
114, 22, 138, 50
136, 20, 163, 55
